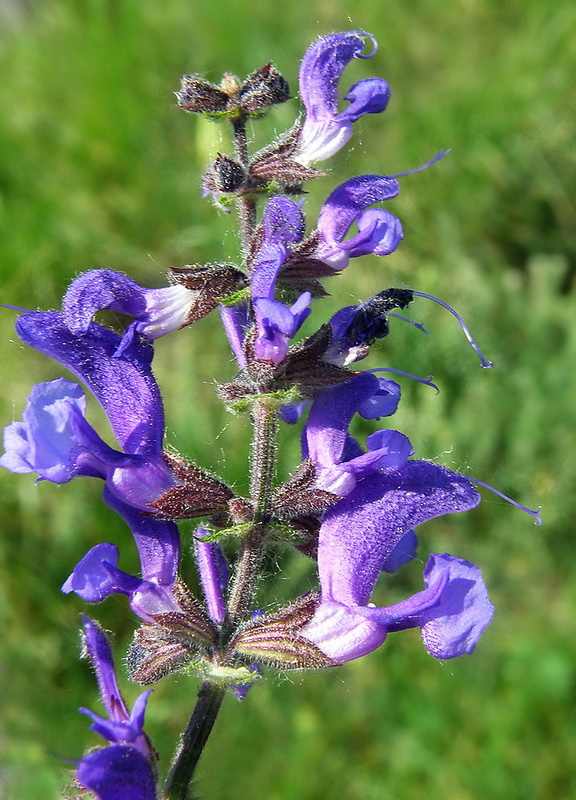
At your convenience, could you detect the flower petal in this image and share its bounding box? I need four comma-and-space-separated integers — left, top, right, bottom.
304, 372, 381, 466
76, 744, 157, 800
317, 175, 400, 252
81, 616, 130, 723
297, 32, 388, 164
61, 543, 137, 602
318, 463, 481, 606
15, 312, 164, 455
194, 528, 228, 625
103, 488, 180, 586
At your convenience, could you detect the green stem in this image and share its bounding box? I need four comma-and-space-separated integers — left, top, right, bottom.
228, 399, 278, 621
162, 680, 226, 800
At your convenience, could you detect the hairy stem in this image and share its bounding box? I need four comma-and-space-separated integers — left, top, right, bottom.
162, 680, 226, 800
228, 399, 278, 621
232, 116, 257, 257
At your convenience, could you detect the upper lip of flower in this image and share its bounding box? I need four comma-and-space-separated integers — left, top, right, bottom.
296, 31, 391, 165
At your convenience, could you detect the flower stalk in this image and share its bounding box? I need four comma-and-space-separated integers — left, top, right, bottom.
162, 681, 226, 800
229, 399, 278, 621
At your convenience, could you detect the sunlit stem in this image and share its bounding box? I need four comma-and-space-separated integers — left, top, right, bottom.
411, 290, 493, 368
228, 399, 278, 621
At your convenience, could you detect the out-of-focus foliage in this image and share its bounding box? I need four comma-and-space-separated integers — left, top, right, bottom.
0, 1, 574, 798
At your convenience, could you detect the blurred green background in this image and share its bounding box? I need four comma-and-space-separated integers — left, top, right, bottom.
0, 0, 574, 798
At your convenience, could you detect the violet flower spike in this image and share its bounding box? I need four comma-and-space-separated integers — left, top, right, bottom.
296, 31, 390, 165
76, 617, 158, 799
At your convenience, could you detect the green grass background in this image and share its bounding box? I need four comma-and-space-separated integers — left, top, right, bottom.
0, 0, 574, 798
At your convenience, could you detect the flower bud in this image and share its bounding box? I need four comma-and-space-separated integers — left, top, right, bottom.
240, 63, 290, 113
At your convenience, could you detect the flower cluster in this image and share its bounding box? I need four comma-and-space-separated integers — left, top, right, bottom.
1, 30, 539, 799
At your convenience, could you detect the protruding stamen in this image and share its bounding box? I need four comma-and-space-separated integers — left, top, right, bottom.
388, 312, 429, 336
411, 290, 493, 369
369, 367, 439, 394
390, 150, 450, 178
470, 478, 542, 526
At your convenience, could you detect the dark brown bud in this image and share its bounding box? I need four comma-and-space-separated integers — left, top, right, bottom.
228, 496, 254, 524
240, 63, 290, 113
250, 120, 324, 189
202, 153, 246, 196
167, 264, 246, 324
176, 75, 229, 114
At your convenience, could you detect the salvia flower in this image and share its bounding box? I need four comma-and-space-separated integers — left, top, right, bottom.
303, 372, 408, 495
62, 266, 244, 356
296, 31, 390, 165
76, 617, 158, 800
0, 313, 178, 513
62, 496, 181, 622
302, 551, 493, 663
313, 174, 403, 270
251, 196, 311, 364
299, 370, 493, 661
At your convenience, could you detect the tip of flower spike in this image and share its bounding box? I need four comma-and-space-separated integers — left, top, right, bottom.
470, 478, 542, 525
411, 290, 493, 368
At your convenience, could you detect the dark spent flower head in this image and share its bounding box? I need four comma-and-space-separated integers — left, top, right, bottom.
325, 288, 414, 365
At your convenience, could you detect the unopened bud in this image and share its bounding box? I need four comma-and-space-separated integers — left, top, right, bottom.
176, 75, 229, 114
203, 154, 245, 196
240, 63, 290, 113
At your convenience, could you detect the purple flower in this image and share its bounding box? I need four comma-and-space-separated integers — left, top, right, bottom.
296, 31, 390, 165
63, 269, 198, 345
314, 175, 403, 270
302, 551, 493, 663
303, 372, 407, 494
0, 378, 176, 511
62, 497, 181, 621
0, 313, 178, 512
194, 526, 229, 625
76, 617, 158, 799
251, 197, 311, 364
299, 372, 493, 662
77, 746, 157, 800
